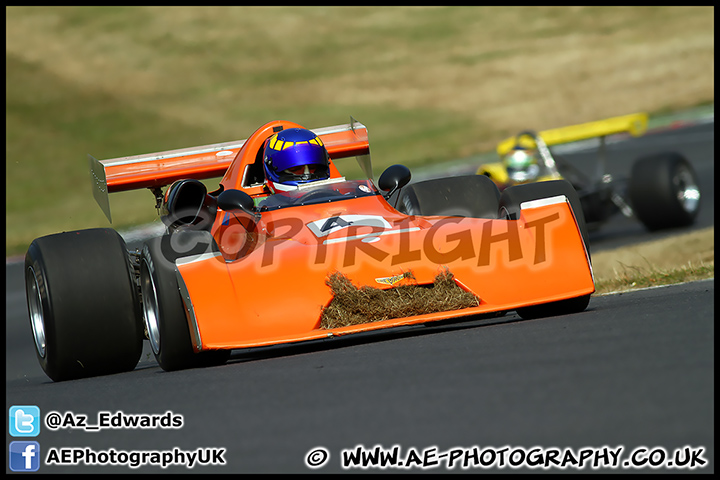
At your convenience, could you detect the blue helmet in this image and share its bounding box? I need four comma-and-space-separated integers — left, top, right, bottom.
263, 128, 330, 192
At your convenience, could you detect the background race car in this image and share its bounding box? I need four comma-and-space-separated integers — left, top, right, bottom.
476, 113, 702, 232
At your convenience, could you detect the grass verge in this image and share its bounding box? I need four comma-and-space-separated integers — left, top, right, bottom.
594, 261, 713, 295
591, 226, 714, 295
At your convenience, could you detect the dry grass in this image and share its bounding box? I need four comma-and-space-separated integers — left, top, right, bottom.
7, 7, 713, 153
592, 227, 714, 294
594, 260, 713, 295
320, 269, 479, 329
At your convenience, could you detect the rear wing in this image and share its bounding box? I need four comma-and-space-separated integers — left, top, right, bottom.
496, 113, 648, 156
89, 118, 370, 222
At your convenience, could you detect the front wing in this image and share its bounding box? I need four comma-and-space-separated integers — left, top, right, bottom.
175, 196, 594, 351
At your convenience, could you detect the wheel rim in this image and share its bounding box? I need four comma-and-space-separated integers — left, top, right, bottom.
140, 260, 161, 355
674, 164, 700, 213
26, 266, 46, 358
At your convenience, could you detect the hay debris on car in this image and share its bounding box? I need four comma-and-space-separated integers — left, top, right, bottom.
320, 269, 479, 329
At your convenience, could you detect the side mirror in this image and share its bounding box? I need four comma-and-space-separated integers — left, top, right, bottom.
378, 164, 411, 196
217, 189, 255, 215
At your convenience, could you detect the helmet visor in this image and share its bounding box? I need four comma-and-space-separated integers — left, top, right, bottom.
276, 163, 330, 184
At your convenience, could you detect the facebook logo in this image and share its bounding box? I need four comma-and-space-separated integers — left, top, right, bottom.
9, 405, 40, 437
9, 441, 41, 472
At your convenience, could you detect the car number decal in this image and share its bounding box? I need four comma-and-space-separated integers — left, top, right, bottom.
306, 215, 421, 245
306, 215, 391, 238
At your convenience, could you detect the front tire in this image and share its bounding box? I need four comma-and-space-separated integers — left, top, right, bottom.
398, 175, 501, 218
24, 228, 143, 382
628, 152, 701, 231
515, 295, 591, 320
499, 179, 590, 255
140, 230, 229, 372
497, 180, 591, 320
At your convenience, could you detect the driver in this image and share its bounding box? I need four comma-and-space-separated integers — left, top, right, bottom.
263, 128, 331, 193
503, 146, 540, 184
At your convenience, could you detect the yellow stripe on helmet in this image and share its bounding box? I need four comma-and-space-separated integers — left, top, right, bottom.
269, 133, 324, 151
268, 134, 279, 151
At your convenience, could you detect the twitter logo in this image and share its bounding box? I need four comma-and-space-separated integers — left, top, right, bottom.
9, 406, 40, 437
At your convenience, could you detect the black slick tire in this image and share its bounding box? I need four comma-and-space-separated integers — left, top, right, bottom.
628, 152, 701, 231
140, 229, 230, 372
497, 180, 591, 320
24, 228, 143, 382
398, 175, 501, 218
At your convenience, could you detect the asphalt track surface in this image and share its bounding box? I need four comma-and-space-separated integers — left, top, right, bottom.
5, 121, 714, 473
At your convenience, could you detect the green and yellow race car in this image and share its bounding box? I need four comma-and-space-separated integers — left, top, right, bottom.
476, 113, 701, 232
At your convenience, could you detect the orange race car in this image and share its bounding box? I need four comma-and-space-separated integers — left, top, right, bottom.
25, 118, 594, 382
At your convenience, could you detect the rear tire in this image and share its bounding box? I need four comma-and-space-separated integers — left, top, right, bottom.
628, 152, 700, 231
140, 229, 230, 372
24, 228, 143, 382
398, 175, 501, 218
